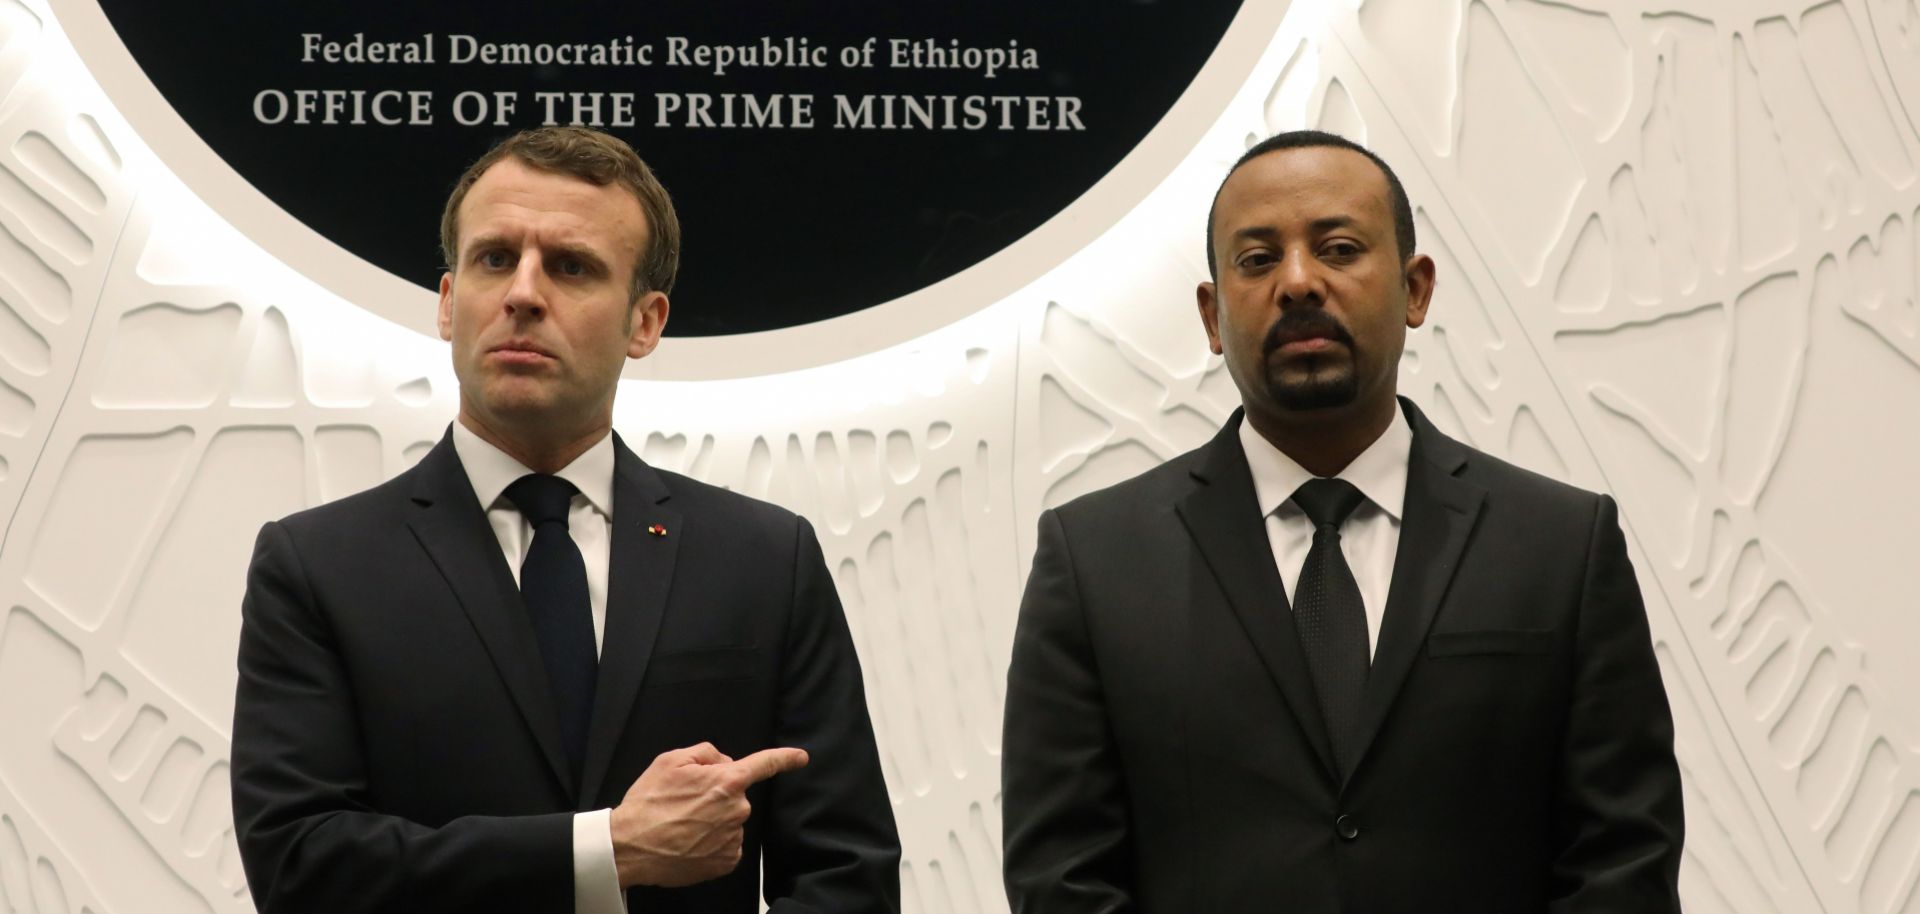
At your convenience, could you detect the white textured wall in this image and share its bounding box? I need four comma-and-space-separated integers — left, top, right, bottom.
1, 1, 1917, 912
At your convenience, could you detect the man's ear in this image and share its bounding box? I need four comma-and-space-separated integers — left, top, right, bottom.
1403, 254, 1436, 329
1196, 281, 1224, 355
437, 272, 455, 341
627, 291, 670, 359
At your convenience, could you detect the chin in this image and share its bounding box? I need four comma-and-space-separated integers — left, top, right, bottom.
1266, 368, 1359, 412
475, 384, 558, 420
1273, 392, 1359, 412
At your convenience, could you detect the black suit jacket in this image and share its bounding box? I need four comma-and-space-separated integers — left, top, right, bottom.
233, 431, 899, 914
1002, 400, 1682, 913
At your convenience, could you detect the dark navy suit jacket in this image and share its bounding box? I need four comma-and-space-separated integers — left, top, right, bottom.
233, 430, 899, 913
1003, 399, 1683, 913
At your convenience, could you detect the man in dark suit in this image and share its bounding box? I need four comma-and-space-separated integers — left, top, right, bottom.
1001, 130, 1683, 912
232, 127, 899, 914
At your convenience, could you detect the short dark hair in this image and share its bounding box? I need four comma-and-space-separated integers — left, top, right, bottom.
1204, 130, 1416, 278
441, 126, 681, 297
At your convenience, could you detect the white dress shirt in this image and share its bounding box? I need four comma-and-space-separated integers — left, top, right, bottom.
451, 422, 626, 914
1237, 407, 1412, 660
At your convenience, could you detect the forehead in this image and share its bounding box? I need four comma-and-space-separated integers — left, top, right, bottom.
457, 157, 648, 253
1212, 145, 1394, 235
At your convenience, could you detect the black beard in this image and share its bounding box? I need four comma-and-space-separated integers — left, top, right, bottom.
1269, 367, 1359, 410
1262, 308, 1360, 410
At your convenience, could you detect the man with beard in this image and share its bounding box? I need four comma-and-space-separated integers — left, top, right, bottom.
232, 127, 899, 914
1000, 130, 1684, 912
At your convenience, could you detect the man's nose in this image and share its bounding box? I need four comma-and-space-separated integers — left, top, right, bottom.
1277, 251, 1323, 307
503, 252, 546, 317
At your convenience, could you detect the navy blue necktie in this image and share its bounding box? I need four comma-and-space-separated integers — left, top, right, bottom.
504, 473, 597, 781
1291, 477, 1370, 777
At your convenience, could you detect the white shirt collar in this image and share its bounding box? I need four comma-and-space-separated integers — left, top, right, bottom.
1238, 402, 1412, 521
450, 421, 616, 517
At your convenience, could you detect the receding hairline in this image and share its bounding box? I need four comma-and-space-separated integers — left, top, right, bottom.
1209, 147, 1393, 242
439, 126, 680, 299
1203, 132, 1417, 278
450, 158, 653, 264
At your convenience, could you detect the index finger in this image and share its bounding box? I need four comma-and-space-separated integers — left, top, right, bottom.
731, 747, 810, 786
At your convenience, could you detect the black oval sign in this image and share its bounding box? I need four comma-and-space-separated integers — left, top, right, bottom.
95, 2, 1242, 337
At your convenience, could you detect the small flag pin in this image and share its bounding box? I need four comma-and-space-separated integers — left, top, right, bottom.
647, 523, 668, 537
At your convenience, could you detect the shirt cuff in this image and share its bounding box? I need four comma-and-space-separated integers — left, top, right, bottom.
573, 809, 626, 914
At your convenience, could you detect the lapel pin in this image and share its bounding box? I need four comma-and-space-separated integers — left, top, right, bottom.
647, 523, 668, 537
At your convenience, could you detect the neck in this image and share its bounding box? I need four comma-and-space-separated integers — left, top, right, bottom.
457, 410, 610, 475
1246, 395, 1398, 478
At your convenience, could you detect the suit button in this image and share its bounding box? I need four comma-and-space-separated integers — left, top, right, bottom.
1335, 814, 1359, 840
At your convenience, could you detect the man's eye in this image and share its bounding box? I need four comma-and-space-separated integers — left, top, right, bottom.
556, 258, 587, 277
1322, 241, 1361, 259
478, 250, 511, 269
1238, 251, 1277, 269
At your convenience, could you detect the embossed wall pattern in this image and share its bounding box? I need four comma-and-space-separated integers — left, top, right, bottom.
0, 1, 1916, 912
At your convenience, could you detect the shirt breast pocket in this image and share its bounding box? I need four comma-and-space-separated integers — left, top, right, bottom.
1425, 628, 1555, 657
644, 645, 762, 686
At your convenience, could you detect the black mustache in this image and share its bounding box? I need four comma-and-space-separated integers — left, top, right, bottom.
1264, 309, 1355, 354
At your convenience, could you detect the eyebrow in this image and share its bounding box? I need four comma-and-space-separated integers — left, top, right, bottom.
462, 233, 514, 261
546, 243, 611, 276
464, 234, 612, 275
1230, 215, 1360, 242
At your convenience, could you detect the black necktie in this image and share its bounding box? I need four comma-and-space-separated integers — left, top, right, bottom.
503, 473, 597, 781
1290, 477, 1369, 777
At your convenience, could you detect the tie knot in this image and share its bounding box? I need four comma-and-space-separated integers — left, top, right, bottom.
1292, 477, 1365, 529
503, 474, 578, 527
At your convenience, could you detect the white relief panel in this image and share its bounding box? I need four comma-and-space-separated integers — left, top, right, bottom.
2, 0, 1918, 912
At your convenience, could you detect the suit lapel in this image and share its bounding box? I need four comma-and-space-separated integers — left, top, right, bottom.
1177, 416, 1338, 781
579, 434, 682, 805
404, 433, 574, 797
1348, 401, 1485, 783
